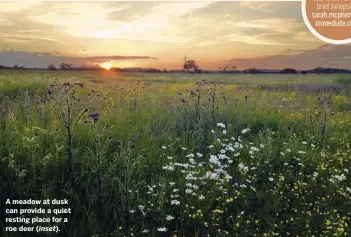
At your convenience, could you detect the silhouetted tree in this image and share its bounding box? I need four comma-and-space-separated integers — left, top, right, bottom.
183, 60, 199, 72
59, 63, 73, 70
47, 64, 57, 70
219, 65, 237, 72
280, 68, 298, 74
243, 67, 259, 74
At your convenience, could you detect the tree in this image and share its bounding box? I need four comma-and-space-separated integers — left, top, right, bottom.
219, 65, 236, 72
59, 63, 73, 70
280, 68, 298, 74
183, 60, 199, 72
243, 67, 259, 74
47, 64, 57, 70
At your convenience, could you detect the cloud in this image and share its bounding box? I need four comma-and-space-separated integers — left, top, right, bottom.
85, 55, 157, 64
0, 51, 156, 68
0, 2, 41, 13
282, 49, 307, 54
228, 44, 351, 70
0, 17, 14, 26
235, 18, 303, 33
220, 18, 315, 46
21, 2, 213, 44
0, 1, 333, 69
225, 33, 295, 46
293, 31, 319, 42
239, 2, 276, 14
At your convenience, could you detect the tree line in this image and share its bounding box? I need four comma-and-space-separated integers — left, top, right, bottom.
1, 62, 351, 74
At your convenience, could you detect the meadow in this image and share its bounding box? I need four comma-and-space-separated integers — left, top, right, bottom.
0, 70, 350, 237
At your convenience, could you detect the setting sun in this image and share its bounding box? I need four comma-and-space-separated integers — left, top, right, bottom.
100, 62, 112, 70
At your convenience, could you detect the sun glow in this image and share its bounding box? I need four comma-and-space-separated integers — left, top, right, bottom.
100, 62, 112, 70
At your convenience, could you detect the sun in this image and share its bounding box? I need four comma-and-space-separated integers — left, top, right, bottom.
100, 62, 112, 70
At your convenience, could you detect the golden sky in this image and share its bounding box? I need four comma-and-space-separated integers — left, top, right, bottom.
1, 1, 349, 70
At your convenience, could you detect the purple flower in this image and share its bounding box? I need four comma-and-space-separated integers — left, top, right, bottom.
88, 112, 99, 123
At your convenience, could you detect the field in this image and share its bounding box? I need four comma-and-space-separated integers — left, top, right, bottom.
0, 70, 350, 237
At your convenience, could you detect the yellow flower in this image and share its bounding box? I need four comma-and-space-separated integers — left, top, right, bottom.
213, 209, 224, 214
226, 198, 234, 203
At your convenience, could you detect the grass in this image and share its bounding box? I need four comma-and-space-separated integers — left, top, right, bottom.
0, 70, 350, 237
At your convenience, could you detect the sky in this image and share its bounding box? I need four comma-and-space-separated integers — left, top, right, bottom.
0, 1, 350, 70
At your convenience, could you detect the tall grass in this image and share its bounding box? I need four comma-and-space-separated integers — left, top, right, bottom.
0, 71, 350, 237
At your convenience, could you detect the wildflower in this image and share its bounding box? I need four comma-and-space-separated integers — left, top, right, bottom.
141, 229, 149, 233
157, 227, 167, 232
222, 130, 227, 134
209, 155, 220, 166
280, 152, 285, 156
238, 163, 248, 172
169, 182, 176, 186
171, 200, 180, 205
250, 146, 259, 152
162, 165, 174, 171
181, 147, 187, 150
313, 172, 318, 178
335, 174, 346, 181
241, 128, 251, 134
302, 141, 307, 144
185, 173, 196, 180
166, 215, 174, 221
186, 154, 195, 158
167, 156, 173, 160
226, 198, 234, 203
217, 123, 226, 128
298, 151, 306, 154
208, 145, 214, 149
189, 158, 196, 164
199, 195, 205, 200
185, 189, 193, 194
161, 146, 167, 150
129, 209, 135, 214
211, 130, 215, 134
196, 153, 203, 158
269, 177, 274, 182
213, 209, 224, 214
88, 112, 99, 123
